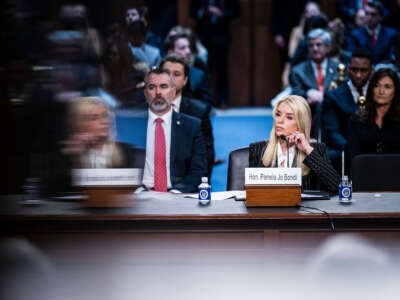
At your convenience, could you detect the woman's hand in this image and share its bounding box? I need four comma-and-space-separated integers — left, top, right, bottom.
287, 132, 314, 155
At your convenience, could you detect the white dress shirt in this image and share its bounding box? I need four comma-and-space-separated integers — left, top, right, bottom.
347, 80, 368, 104
172, 95, 182, 113
277, 142, 296, 168
365, 24, 381, 42
80, 144, 112, 168
142, 108, 173, 189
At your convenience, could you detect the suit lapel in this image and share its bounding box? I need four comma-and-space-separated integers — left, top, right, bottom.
170, 111, 180, 179
305, 61, 318, 89
324, 59, 337, 90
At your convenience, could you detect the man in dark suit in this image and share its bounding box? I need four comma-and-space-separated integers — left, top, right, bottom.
346, 0, 397, 64
160, 54, 215, 176
290, 28, 340, 136
141, 68, 207, 193
322, 48, 373, 171
165, 33, 212, 104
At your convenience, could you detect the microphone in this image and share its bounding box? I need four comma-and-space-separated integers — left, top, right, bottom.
279, 135, 290, 168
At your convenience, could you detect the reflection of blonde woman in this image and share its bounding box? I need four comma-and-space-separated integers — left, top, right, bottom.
250, 95, 339, 191
63, 97, 133, 168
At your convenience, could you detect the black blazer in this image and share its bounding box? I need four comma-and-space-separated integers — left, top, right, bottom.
169, 111, 208, 192
180, 97, 215, 176
322, 83, 359, 153
249, 141, 340, 192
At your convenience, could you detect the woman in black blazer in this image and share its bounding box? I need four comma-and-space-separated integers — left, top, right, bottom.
347, 68, 400, 170
249, 95, 340, 192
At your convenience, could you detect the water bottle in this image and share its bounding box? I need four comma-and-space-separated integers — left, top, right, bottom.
339, 175, 352, 203
198, 177, 211, 205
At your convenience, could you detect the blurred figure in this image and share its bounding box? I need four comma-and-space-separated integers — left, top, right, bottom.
290, 28, 339, 136
165, 33, 212, 104
347, 68, 400, 169
328, 18, 352, 65
190, 0, 240, 108
375, 31, 400, 78
43, 97, 138, 195
103, 27, 147, 107
124, 5, 161, 68
346, 0, 398, 64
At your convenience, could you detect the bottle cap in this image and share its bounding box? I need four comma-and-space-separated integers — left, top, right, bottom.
201, 177, 208, 183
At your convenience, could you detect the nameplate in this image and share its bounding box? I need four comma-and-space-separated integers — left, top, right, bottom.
245, 168, 301, 185
72, 168, 143, 187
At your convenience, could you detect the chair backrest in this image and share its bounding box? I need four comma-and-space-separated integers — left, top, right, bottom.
351, 154, 400, 191
227, 147, 249, 191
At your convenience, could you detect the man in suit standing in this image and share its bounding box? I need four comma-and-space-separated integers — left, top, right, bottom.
165, 33, 212, 104
141, 68, 207, 193
322, 48, 373, 171
160, 54, 215, 176
346, 0, 397, 64
290, 28, 339, 136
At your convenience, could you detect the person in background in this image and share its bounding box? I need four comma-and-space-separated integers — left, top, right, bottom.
347, 68, 400, 171
290, 28, 339, 136
322, 48, 373, 171
160, 54, 215, 176
249, 95, 340, 192
346, 0, 398, 64
165, 33, 211, 104
124, 5, 161, 68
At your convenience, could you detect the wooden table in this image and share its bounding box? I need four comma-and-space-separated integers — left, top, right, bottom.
2, 193, 400, 300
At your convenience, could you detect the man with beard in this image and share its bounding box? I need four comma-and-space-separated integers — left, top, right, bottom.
125, 6, 161, 67
141, 68, 207, 192
322, 48, 373, 171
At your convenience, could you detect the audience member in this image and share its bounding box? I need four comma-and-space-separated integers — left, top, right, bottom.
249, 95, 340, 192
160, 54, 215, 176
288, 1, 321, 59
322, 48, 373, 169
346, 0, 397, 64
271, 0, 308, 66
337, 0, 390, 24
347, 68, 400, 170
165, 33, 211, 103
290, 28, 339, 135
125, 5, 161, 67
375, 31, 400, 78
328, 18, 352, 65
141, 68, 207, 193
190, 0, 240, 108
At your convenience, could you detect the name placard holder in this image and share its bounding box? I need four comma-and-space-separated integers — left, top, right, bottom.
72, 168, 143, 207
245, 168, 301, 207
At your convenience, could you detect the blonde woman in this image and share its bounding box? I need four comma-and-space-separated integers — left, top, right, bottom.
249, 95, 339, 192
62, 96, 135, 168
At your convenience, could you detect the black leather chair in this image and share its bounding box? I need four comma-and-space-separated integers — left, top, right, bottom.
227, 147, 249, 191
351, 154, 400, 191
131, 147, 146, 168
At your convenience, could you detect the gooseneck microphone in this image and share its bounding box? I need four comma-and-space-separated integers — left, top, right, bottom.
279, 135, 290, 168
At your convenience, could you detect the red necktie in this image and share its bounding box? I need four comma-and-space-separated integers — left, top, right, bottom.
371, 32, 376, 47
317, 64, 324, 92
154, 118, 167, 192
362, 0, 368, 8
357, 87, 364, 97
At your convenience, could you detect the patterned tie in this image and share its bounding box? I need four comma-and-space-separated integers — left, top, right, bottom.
154, 118, 167, 192
317, 64, 324, 92
371, 31, 376, 47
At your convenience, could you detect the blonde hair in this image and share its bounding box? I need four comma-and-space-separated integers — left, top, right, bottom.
262, 95, 313, 175
68, 97, 123, 167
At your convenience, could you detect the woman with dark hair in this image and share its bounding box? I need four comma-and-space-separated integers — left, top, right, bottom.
347, 68, 400, 169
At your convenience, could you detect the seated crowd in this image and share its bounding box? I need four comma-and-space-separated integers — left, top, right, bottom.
7, 0, 400, 194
